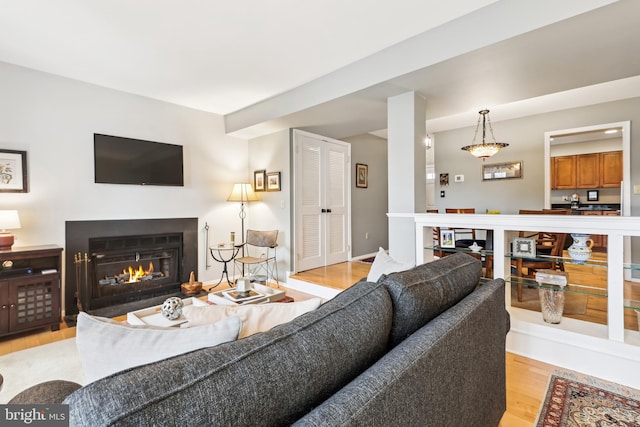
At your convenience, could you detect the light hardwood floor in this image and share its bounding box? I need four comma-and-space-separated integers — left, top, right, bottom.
1, 261, 559, 426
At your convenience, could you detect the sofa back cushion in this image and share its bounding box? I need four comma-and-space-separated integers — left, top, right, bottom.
379, 252, 481, 346
65, 280, 393, 427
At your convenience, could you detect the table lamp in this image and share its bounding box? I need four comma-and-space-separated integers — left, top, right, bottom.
0, 210, 21, 250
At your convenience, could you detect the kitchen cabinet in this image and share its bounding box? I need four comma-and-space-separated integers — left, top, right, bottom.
551, 151, 622, 190
0, 245, 62, 337
551, 155, 577, 189
600, 151, 623, 187
576, 153, 600, 188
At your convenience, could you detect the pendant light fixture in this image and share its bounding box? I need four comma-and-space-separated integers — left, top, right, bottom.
461, 109, 508, 160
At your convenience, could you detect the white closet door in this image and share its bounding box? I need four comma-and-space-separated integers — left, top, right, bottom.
296, 133, 325, 271
294, 130, 350, 272
325, 143, 349, 265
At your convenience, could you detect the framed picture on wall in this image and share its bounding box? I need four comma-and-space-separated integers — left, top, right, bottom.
587, 190, 599, 201
266, 171, 281, 191
0, 149, 28, 193
254, 170, 266, 192
356, 163, 368, 188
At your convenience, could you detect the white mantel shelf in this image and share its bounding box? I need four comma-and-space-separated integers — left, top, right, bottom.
390, 212, 640, 389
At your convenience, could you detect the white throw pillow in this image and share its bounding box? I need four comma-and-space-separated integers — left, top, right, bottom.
75, 312, 242, 383
366, 247, 414, 282
183, 297, 322, 338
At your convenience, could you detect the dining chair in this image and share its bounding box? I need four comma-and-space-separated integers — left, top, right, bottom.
512, 209, 570, 301
444, 208, 481, 247
234, 229, 279, 286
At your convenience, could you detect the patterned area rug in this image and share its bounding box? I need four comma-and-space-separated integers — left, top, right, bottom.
536, 370, 640, 426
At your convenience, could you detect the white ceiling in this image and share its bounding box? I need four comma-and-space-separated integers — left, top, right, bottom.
1, 0, 639, 140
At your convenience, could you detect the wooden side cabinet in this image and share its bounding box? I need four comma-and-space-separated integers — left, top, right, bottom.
0, 245, 62, 337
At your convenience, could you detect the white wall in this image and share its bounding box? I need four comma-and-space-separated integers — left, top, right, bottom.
343, 133, 388, 256
0, 62, 249, 306
248, 129, 291, 279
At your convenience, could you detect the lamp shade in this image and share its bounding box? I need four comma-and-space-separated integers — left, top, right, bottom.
227, 183, 259, 203
0, 210, 21, 230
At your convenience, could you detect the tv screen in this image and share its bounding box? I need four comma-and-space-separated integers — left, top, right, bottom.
94, 134, 184, 186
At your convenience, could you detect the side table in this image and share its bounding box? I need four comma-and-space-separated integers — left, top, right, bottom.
209, 244, 241, 287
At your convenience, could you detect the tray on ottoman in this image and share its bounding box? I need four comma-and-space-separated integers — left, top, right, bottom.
208, 283, 285, 306
127, 297, 209, 327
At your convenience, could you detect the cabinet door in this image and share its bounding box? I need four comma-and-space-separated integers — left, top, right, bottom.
550, 157, 557, 189
0, 283, 8, 334
576, 153, 600, 188
553, 156, 577, 189
600, 151, 623, 188
9, 274, 60, 332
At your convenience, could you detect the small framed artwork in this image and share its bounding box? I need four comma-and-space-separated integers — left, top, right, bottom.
0, 149, 28, 193
356, 163, 368, 188
440, 229, 456, 248
512, 237, 536, 258
253, 170, 266, 192
587, 190, 599, 201
482, 161, 523, 181
266, 171, 281, 191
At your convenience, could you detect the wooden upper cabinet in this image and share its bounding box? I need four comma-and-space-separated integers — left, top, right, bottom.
600, 150, 623, 188
576, 153, 600, 188
551, 151, 622, 190
552, 155, 577, 189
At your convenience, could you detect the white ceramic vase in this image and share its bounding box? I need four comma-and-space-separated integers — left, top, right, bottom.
567, 234, 594, 264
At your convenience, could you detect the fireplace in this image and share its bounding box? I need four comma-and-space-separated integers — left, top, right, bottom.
65, 218, 197, 319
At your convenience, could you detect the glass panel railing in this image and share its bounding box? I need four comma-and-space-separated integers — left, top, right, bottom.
505, 253, 608, 268
506, 276, 607, 297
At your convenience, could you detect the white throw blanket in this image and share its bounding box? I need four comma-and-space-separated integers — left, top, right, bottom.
0, 338, 85, 403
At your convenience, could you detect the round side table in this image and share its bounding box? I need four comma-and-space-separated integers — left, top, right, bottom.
209, 243, 241, 287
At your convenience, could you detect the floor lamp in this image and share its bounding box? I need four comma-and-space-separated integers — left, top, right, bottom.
227, 183, 259, 274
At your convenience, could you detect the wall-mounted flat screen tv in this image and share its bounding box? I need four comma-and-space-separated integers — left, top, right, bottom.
94, 133, 184, 186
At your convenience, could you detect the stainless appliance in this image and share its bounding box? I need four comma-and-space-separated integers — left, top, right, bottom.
570, 193, 580, 209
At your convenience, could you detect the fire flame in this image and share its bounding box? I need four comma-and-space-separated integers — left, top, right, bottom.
123, 262, 155, 283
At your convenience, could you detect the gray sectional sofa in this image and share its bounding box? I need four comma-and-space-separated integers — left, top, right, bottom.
11, 252, 509, 426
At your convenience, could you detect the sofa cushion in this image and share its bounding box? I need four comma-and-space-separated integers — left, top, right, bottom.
65, 280, 393, 427
182, 297, 322, 338
366, 247, 414, 282
75, 312, 242, 383
379, 252, 481, 346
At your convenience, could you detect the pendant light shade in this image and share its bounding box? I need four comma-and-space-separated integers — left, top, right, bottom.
461, 109, 509, 159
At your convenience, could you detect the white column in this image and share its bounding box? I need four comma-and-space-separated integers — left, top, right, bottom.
387, 91, 426, 264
